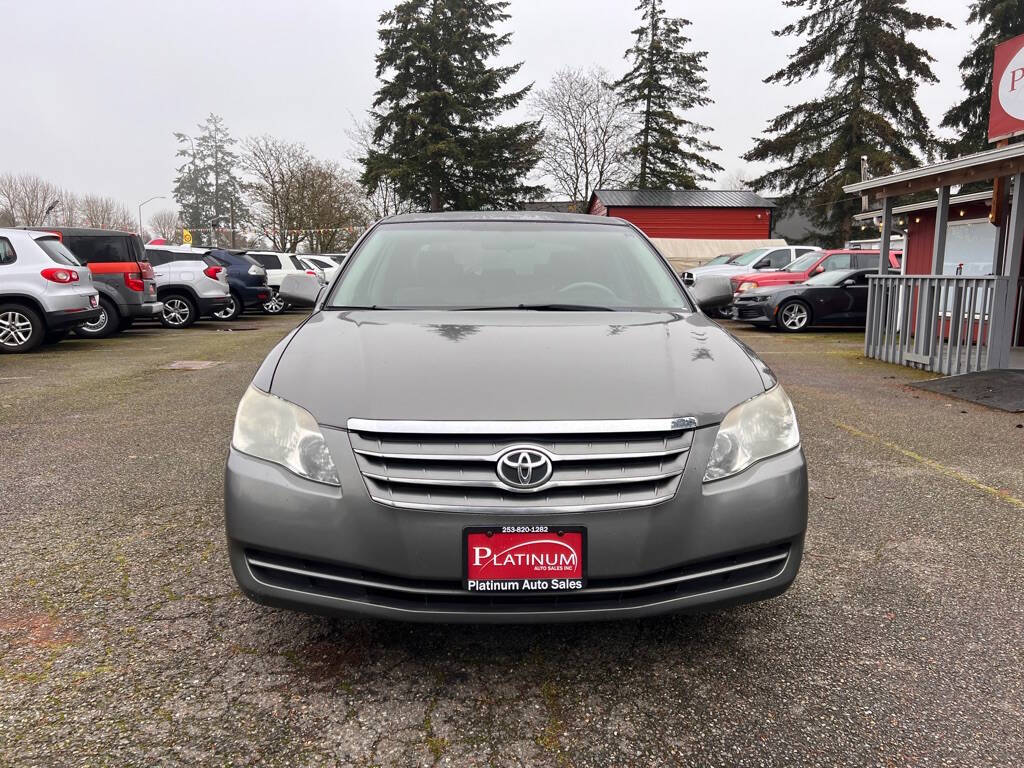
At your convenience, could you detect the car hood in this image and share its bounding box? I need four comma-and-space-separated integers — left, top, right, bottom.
267, 310, 768, 428
687, 264, 751, 277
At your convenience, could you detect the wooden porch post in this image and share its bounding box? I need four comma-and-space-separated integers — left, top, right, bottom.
932, 185, 950, 274
878, 196, 893, 273
990, 173, 1024, 369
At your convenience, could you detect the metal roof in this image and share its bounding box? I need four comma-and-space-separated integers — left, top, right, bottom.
853, 190, 993, 221
591, 189, 776, 209
843, 142, 1024, 197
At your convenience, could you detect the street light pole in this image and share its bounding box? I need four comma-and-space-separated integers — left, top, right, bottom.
138, 195, 166, 239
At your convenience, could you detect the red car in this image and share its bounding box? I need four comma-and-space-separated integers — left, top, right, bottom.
730, 249, 901, 298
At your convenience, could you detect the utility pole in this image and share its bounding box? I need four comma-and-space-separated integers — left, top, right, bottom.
860, 155, 869, 212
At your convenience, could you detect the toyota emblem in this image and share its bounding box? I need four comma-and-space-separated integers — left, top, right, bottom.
495, 447, 553, 490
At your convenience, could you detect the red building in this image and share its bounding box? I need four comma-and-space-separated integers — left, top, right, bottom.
586, 189, 776, 240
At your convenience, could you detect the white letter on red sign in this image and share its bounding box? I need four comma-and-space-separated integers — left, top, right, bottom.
472, 546, 492, 567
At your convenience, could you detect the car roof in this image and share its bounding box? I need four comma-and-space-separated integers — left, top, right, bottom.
380, 211, 630, 226
22, 226, 136, 237
0, 227, 54, 244
145, 244, 212, 254
818, 248, 903, 255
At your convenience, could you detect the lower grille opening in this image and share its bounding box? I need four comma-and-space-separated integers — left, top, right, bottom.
245, 544, 791, 613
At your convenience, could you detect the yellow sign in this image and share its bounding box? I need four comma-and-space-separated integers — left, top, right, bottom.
182, 229, 193, 245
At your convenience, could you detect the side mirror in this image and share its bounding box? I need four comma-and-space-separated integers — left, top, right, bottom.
280, 273, 323, 308
686, 275, 733, 312
681, 272, 695, 287
812, 266, 825, 275
841, 278, 857, 287
754, 261, 772, 270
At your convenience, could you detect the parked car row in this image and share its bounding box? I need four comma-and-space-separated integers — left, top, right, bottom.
0, 225, 340, 354
685, 245, 903, 332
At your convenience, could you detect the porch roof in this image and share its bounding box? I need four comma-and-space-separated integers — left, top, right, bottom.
852, 190, 993, 222
843, 143, 1024, 202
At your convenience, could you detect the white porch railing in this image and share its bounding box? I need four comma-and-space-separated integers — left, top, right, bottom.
865, 275, 1012, 375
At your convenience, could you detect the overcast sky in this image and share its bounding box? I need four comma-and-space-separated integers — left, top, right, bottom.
2, 0, 977, 215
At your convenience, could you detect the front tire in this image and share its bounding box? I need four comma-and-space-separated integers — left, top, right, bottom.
776, 300, 812, 332
0, 303, 44, 354
160, 294, 198, 329
262, 289, 286, 315
213, 292, 242, 321
74, 296, 121, 338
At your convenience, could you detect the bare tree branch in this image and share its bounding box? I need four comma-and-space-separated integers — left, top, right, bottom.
530, 68, 636, 206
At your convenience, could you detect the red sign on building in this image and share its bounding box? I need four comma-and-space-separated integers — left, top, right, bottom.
989, 33, 1024, 142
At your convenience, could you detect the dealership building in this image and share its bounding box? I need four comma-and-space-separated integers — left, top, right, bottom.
586, 189, 784, 271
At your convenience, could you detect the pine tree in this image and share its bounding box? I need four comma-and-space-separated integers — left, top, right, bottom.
173, 114, 244, 244
361, 0, 543, 212
941, 1, 1024, 156
611, 0, 721, 189
172, 132, 207, 234
744, 1, 949, 246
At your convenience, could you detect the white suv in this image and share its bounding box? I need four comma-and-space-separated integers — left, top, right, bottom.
0, 228, 100, 353
245, 251, 321, 314
144, 245, 231, 328
300, 256, 339, 283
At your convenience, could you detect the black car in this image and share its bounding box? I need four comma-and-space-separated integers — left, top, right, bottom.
206, 250, 272, 320
732, 268, 894, 332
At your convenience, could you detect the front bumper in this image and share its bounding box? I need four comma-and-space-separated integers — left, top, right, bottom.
733, 299, 774, 324
224, 426, 808, 623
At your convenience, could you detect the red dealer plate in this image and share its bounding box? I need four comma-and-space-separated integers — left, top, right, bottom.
463, 526, 586, 593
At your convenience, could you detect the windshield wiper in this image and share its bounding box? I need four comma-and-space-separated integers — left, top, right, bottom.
457, 303, 618, 312
328, 305, 397, 310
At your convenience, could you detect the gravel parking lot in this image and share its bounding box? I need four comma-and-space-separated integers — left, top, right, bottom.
2, 316, 1022, 767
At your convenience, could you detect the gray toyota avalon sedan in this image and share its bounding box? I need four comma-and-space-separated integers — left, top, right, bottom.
225, 212, 807, 622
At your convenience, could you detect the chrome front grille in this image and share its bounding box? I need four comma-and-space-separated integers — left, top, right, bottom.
347, 418, 695, 513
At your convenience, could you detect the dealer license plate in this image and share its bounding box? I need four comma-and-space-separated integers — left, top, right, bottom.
463, 526, 586, 593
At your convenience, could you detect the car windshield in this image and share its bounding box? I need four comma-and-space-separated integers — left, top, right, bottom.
782, 252, 821, 272
731, 248, 771, 266
704, 254, 735, 266
326, 222, 691, 311
803, 269, 856, 286
35, 237, 82, 266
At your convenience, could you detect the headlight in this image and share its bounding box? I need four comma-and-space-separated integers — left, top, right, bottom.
704, 386, 799, 482
231, 385, 340, 485
738, 282, 757, 293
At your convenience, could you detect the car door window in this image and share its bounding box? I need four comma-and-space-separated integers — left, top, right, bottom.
35, 237, 81, 266
0, 237, 16, 265
821, 253, 852, 270
795, 247, 817, 256
852, 252, 883, 269
251, 254, 281, 269
289, 256, 306, 270
64, 235, 131, 264
146, 250, 169, 266
754, 249, 786, 269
